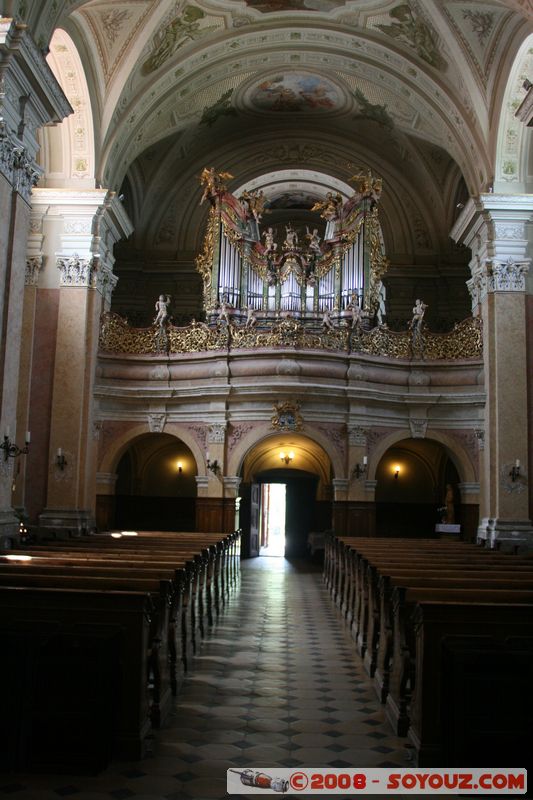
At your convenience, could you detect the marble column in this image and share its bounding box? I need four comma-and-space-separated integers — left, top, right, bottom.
0, 18, 71, 545
451, 194, 533, 550
33, 190, 132, 534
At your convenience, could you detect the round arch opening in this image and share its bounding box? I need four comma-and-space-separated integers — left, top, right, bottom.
375, 438, 464, 539
111, 432, 198, 531
238, 432, 333, 559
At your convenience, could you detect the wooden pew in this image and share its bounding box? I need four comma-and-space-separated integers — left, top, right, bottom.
1, 530, 240, 739
324, 536, 533, 751
372, 567, 533, 705
407, 596, 533, 767
0, 586, 152, 772
386, 583, 533, 736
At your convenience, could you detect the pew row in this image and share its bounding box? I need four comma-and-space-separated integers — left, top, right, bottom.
0, 529, 240, 773
324, 534, 533, 768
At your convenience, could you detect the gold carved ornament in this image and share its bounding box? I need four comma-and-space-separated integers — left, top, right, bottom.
271, 400, 303, 432
195, 207, 217, 309
365, 208, 389, 314
99, 314, 482, 360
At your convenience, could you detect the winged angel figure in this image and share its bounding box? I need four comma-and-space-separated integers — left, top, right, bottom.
142, 5, 219, 74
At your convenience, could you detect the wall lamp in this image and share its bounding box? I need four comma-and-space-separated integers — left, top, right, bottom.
177, 460, 183, 474
280, 450, 294, 465
56, 447, 67, 471
352, 456, 368, 479
394, 465, 401, 480
510, 459, 520, 482
206, 451, 220, 476
1, 428, 30, 462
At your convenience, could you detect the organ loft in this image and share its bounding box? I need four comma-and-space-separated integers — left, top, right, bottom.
0, 1, 532, 796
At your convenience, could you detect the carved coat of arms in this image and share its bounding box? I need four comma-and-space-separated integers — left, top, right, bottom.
271, 400, 303, 432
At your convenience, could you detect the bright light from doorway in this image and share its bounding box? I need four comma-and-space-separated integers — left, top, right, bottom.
260, 483, 286, 557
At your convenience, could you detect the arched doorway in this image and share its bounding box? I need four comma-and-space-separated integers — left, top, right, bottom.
238, 433, 333, 558
114, 433, 197, 531
375, 438, 461, 538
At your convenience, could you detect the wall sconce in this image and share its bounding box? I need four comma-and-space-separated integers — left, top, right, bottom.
56, 447, 67, 471
177, 461, 183, 474
1, 428, 30, 462
280, 450, 294, 465
394, 465, 401, 480
510, 459, 520, 482
352, 456, 368, 479
206, 451, 220, 476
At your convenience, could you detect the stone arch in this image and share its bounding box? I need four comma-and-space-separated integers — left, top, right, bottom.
367, 428, 477, 485
493, 32, 533, 193
39, 27, 96, 188
98, 422, 205, 478
227, 422, 344, 483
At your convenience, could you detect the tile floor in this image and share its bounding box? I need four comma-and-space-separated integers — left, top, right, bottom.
1, 557, 426, 800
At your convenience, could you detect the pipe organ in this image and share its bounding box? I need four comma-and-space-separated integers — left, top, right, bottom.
196, 169, 388, 324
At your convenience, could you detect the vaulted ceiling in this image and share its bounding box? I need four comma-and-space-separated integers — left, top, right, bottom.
12, 0, 533, 311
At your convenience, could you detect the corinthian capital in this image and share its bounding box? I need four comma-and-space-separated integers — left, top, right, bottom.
57, 254, 97, 287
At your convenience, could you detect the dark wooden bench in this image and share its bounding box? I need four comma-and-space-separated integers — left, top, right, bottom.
0, 529, 240, 772
0, 586, 152, 772
407, 596, 533, 767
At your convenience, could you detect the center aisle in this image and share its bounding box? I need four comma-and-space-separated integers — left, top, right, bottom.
154, 557, 408, 798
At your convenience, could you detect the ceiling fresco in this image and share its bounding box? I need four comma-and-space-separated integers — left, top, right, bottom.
250, 73, 341, 112
238, 0, 347, 11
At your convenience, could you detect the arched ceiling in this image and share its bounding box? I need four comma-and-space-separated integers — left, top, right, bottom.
13, 0, 533, 297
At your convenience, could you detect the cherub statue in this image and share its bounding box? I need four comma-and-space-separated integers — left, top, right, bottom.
199, 166, 233, 205
322, 307, 335, 332
409, 298, 428, 331
263, 226, 277, 254
306, 227, 321, 254
217, 297, 233, 325
240, 189, 266, 222
284, 223, 298, 249
347, 293, 362, 329
245, 305, 257, 328
154, 294, 171, 327
311, 192, 343, 220
375, 281, 387, 325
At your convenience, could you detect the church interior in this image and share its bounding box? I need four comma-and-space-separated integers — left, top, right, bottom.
1, 0, 533, 797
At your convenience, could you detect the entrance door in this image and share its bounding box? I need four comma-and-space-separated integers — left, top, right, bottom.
259, 483, 286, 556
285, 477, 318, 557
249, 483, 260, 557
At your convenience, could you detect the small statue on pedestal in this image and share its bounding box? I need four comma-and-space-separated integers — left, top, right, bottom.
322, 308, 335, 332
409, 298, 428, 332
154, 294, 171, 327
245, 306, 257, 328
217, 297, 233, 325
284, 224, 298, 250
263, 227, 278, 255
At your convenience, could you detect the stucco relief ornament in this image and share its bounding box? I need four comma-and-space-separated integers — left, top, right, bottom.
148, 413, 166, 433
489, 258, 529, 292
208, 423, 226, 444
271, 400, 303, 432
228, 423, 254, 454
25, 256, 42, 286
409, 418, 427, 439
348, 426, 367, 446
57, 254, 96, 287
0, 120, 15, 182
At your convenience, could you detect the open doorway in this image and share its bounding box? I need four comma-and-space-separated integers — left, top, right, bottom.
259, 483, 286, 556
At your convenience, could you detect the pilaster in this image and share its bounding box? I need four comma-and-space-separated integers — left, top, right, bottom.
0, 21, 71, 543
451, 194, 533, 550
29, 190, 133, 532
